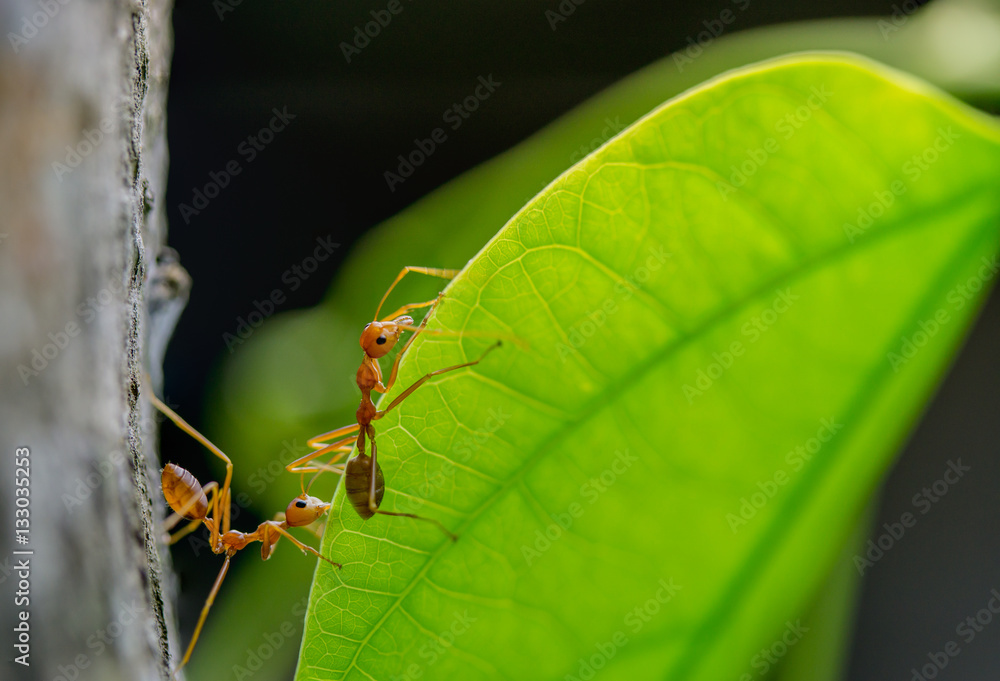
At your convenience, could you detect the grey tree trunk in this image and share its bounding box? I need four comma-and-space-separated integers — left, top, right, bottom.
0, 1, 185, 680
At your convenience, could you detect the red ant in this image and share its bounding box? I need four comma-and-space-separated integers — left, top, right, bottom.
151, 394, 340, 677
285, 266, 516, 538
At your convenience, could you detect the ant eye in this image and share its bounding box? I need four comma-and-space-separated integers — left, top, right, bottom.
295, 500, 307, 508
376, 336, 387, 345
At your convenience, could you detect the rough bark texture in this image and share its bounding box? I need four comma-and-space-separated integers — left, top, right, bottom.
0, 1, 185, 679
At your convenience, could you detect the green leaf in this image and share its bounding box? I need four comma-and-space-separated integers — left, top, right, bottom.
291, 54, 1000, 680
189, 6, 1000, 678
769, 503, 872, 681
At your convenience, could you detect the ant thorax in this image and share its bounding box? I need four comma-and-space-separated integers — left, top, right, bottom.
356, 357, 381, 392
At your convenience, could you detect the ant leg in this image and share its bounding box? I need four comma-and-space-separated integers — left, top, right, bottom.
272, 510, 327, 539
306, 423, 362, 451
297, 424, 360, 487
290, 432, 357, 474
374, 509, 458, 541
163, 480, 218, 532
164, 511, 190, 534
151, 394, 234, 544
379, 297, 440, 324
291, 430, 356, 493
303, 518, 327, 539
364, 440, 456, 541
163, 513, 191, 535
173, 554, 232, 678
367, 439, 380, 515
219, 485, 232, 535
151, 395, 232, 468
395, 323, 527, 349
373, 266, 459, 321
261, 522, 341, 568
380, 310, 522, 397
373, 341, 502, 420
303, 461, 347, 496
164, 481, 220, 544
166, 518, 203, 546
378, 295, 444, 395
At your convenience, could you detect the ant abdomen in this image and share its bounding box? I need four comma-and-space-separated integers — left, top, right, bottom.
162, 463, 208, 521
345, 454, 385, 519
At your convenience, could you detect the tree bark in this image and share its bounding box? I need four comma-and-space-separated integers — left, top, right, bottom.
0, 1, 184, 679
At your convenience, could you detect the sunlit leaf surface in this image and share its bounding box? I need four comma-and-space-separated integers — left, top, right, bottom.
291, 54, 1000, 680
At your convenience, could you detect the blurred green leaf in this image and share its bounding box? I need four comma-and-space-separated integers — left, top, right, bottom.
291, 54, 1000, 680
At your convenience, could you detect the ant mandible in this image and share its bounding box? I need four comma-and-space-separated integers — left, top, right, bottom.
286, 266, 512, 538
151, 394, 340, 678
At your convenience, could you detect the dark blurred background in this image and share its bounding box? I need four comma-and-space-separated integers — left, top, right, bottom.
162, 1, 998, 679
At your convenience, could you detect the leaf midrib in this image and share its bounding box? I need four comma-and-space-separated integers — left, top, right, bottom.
324, 182, 994, 680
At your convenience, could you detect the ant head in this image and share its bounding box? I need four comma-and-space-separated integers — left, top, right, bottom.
360, 317, 414, 359
284, 494, 331, 528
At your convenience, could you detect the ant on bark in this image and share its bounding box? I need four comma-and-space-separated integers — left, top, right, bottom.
151, 394, 340, 677
286, 266, 516, 539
